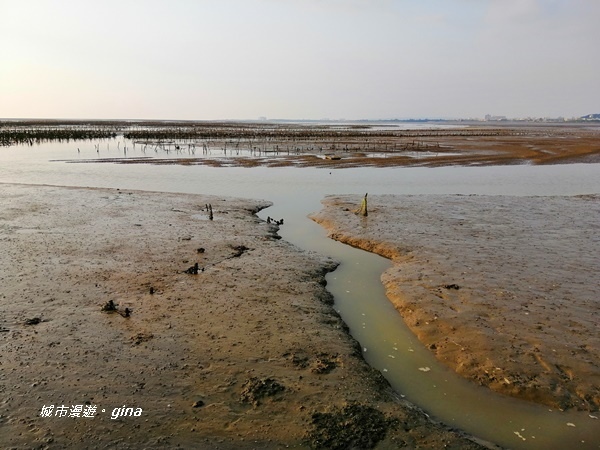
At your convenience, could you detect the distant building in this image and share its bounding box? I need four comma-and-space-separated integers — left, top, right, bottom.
580, 113, 600, 121
485, 114, 508, 121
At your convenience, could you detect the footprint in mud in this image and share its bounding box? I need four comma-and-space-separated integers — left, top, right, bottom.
310, 353, 339, 374
239, 377, 285, 406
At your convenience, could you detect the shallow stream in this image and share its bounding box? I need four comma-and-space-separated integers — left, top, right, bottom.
1, 139, 599, 448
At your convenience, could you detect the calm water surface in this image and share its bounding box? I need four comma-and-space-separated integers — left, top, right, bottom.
1, 140, 599, 449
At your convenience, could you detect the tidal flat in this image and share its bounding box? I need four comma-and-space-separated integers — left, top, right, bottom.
0, 183, 487, 449
311, 193, 600, 413
1, 120, 599, 448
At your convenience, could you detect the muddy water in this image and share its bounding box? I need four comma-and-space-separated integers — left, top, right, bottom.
1, 140, 599, 448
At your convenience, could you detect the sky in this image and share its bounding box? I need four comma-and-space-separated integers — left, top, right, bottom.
0, 0, 598, 120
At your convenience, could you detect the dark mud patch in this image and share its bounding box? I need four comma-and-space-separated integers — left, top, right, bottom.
230, 244, 250, 258
306, 403, 398, 450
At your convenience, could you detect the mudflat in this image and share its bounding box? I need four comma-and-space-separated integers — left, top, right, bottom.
66, 123, 600, 168
310, 194, 600, 412
0, 183, 488, 449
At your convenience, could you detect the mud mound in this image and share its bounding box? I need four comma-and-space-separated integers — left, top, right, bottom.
307, 403, 398, 449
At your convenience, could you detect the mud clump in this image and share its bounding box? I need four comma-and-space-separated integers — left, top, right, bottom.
285, 350, 338, 374
24, 317, 43, 326
310, 353, 338, 374
101, 300, 117, 312
230, 245, 250, 258
306, 403, 398, 450
239, 377, 285, 406
130, 332, 154, 346
184, 262, 200, 274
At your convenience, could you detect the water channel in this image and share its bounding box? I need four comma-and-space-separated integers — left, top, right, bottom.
1, 140, 599, 448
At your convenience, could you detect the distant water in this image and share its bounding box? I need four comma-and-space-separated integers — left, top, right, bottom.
1, 138, 599, 199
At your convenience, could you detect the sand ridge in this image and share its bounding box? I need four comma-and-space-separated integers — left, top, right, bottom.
310, 194, 600, 412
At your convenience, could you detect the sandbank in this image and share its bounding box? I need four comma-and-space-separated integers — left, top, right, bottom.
310, 194, 599, 412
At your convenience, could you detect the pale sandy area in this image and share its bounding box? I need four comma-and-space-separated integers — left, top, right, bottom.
310, 194, 599, 412
0, 184, 490, 449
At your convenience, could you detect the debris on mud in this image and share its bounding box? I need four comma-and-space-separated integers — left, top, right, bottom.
101, 300, 117, 312
24, 317, 43, 326
443, 283, 461, 290
230, 245, 250, 258
184, 262, 201, 274
101, 300, 131, 318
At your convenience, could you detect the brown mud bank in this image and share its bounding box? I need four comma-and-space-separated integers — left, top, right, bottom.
310, 194, 599, 412
0, 183, 490, 449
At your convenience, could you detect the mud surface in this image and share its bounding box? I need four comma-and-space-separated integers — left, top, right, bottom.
311, 194, 600, 412
65, 123, 600, 168
0, 184, 489, 449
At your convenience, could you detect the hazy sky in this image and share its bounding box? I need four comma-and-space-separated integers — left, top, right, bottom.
1, 0, 598, 120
